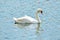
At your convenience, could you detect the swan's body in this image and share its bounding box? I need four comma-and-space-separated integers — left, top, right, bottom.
13, 8, 43, 24
13, 15, 41, 23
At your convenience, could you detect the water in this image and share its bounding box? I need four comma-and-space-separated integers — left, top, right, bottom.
0, 0, 60, 40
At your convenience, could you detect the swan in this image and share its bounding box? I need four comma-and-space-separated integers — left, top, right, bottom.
13, 8, 43, 24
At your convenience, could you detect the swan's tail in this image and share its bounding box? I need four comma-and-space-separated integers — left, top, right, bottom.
13, 17, 17, 20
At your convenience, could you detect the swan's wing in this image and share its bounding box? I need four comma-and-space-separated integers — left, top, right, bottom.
14, 17, 32, 23
24, 16, 41, 23
24, 16, 38, 23
15, 19, 32, 23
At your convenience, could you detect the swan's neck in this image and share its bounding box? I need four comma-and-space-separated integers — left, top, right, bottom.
35, 13, 40, 22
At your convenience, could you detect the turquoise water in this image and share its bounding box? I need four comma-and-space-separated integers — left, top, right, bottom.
0, 0, 60, 40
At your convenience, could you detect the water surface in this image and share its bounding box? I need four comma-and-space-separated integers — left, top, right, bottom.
0, 0, 60, 40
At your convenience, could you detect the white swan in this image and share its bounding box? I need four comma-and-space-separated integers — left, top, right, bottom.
13, 8, 43, 24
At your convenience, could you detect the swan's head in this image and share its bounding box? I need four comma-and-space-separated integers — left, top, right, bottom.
37, 8, 43, 14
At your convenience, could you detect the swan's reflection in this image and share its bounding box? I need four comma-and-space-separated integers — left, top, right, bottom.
15, 23, 41, 33
15, 23, 31, 28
